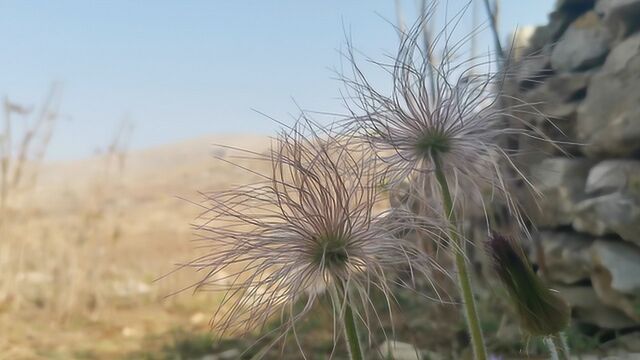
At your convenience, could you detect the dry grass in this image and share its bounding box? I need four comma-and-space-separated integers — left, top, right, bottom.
0, 124, 274, 358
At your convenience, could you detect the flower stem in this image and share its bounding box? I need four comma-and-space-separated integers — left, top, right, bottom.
433, 154, 488, 360
332, 282, 364, 360
343, 298, 364, 360
544, 336, 559, 360
548, 333, 570, 360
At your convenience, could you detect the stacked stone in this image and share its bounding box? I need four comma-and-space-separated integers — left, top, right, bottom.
509, 0, 640, 335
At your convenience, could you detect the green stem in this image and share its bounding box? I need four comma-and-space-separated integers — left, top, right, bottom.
433, 154, 488, 360
331, 283, 364, 360
545, 333, 571, 360
544, 337, 559, 360
343, 298, 364, 360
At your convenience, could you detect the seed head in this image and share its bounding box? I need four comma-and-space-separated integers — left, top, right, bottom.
340, 11, 556, 228
183, 119, 446, 355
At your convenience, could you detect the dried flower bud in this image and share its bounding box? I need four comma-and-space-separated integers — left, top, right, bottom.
488, 234, 570, 336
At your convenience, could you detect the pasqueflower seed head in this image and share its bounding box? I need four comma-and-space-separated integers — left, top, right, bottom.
181, 119, 447, 356
341, 10, 558, 228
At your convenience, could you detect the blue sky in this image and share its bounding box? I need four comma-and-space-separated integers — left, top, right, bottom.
0, 0, 554, 160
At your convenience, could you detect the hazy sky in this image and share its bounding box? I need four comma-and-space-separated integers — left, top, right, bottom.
0, 0, 555, 160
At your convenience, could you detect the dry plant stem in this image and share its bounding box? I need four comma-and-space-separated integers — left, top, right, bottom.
433, 153, 488, 360
482, 0, 504, 61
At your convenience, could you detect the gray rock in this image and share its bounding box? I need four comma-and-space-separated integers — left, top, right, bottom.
516, 72, 592, 155
591, 240, 640, 296
602, 332, 640, 353
571, 355, 600, 360
200, 356, 219, 360
551, 11, 612, 72
557, 285, 637, 328
513, 45, 553, 91
596, 0, 640, 39
572, 356, 599, 360
527, 25, 557, 54
592, 270, 640, 325
600, 31, 640, 74
573, 192, 640, 245
508, 27, 537, 62
526, 72, 592, 108
577, 33, 640, 157
216, 349, 241, 360
520, 71, 591, 119
528, 158, 592, 227
602, 354, 640, 360
378, 340, 421, 360
586, 160, 640, 194
555, 0, 596, 12
540, 231, 593, 284
590, 240, 640, 322
529, 5, 590, 52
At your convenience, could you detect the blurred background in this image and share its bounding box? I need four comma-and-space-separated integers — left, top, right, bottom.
5, 0, 640, 359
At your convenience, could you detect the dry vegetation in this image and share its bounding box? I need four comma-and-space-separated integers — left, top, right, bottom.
0, 98, 275, 359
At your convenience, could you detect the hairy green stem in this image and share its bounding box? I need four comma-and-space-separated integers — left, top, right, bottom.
544, 333, 570, 360
558, 333, 571, 359
433, 154, 488, 360
544, 337, 559, 360
331, 283, 364, 360
343, 298, 364, 360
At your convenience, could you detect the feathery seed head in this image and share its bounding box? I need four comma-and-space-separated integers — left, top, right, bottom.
415, 128, 451, 158
184, 119, 445, 353
341, 9, 556, 227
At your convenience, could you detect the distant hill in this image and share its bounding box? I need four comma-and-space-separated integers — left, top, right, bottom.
2, 134, 276, 358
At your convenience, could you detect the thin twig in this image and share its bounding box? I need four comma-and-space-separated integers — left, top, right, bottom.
482, 0, 504, 61
419, 0, 438, 103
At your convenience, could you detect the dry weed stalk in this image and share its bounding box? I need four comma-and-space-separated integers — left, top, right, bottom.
0, 84, 61, 216
64, 118, 134, 314
0, 85, 61, 313
0, 107, 139, 319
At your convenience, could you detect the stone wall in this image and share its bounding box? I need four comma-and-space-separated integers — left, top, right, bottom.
509, 0, 640, 338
